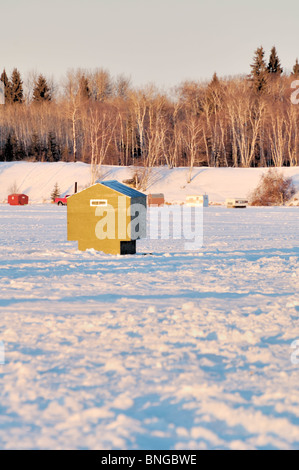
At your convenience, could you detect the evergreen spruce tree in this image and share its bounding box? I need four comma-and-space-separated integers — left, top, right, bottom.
51, 182, 61, 202
32, 74, 51, 102
78, 75, 90, 101
292, 59, 299, 78
46, 132, 60, 161
267, 46, 283, 75
207, 72, 222, 112
210, 72, 220, 88
11, 68, 23, 103
4, 134, 17, 161
0, 69, 12, 104
250, 46, 268, 93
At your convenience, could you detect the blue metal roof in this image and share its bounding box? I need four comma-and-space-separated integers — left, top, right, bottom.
101, 180, 146, 198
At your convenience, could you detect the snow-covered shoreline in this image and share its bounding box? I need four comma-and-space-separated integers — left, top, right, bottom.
1, 161, 299, 204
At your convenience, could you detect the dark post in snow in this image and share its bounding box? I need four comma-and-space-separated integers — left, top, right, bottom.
74, 182, 78, 194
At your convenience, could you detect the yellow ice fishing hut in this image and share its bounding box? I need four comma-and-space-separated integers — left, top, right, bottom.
67, 180, 147, 255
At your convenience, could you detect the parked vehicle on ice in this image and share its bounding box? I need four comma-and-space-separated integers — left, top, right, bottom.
226, 198, 248, 208
55, 195, 70, 206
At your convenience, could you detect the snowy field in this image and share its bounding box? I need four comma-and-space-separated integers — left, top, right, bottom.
0, 204, 299, 450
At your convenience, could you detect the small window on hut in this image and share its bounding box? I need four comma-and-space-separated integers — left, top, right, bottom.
90, 199, 107, 207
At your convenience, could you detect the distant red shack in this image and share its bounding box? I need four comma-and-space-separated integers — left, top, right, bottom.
8, 194, 29, 206
147, 193, 165, 207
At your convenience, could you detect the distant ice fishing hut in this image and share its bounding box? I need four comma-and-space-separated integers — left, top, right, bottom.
8, 194, 29, 206
147, 193, 165, 207
67, 180, 147, 255
186, 195, 209, 207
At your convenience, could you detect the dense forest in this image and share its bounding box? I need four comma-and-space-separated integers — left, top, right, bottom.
1, 46, 299, 173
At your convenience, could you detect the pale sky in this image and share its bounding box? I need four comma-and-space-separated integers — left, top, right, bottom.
1, 0, 299, 89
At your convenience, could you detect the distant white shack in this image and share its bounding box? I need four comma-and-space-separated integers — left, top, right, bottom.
226, 198, 248, 208
186, 195, 209, 207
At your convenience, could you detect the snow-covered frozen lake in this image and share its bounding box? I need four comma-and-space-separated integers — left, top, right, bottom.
0, 204, 299, 449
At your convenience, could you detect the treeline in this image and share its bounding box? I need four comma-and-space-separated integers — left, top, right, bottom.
1, 46, 299, 170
